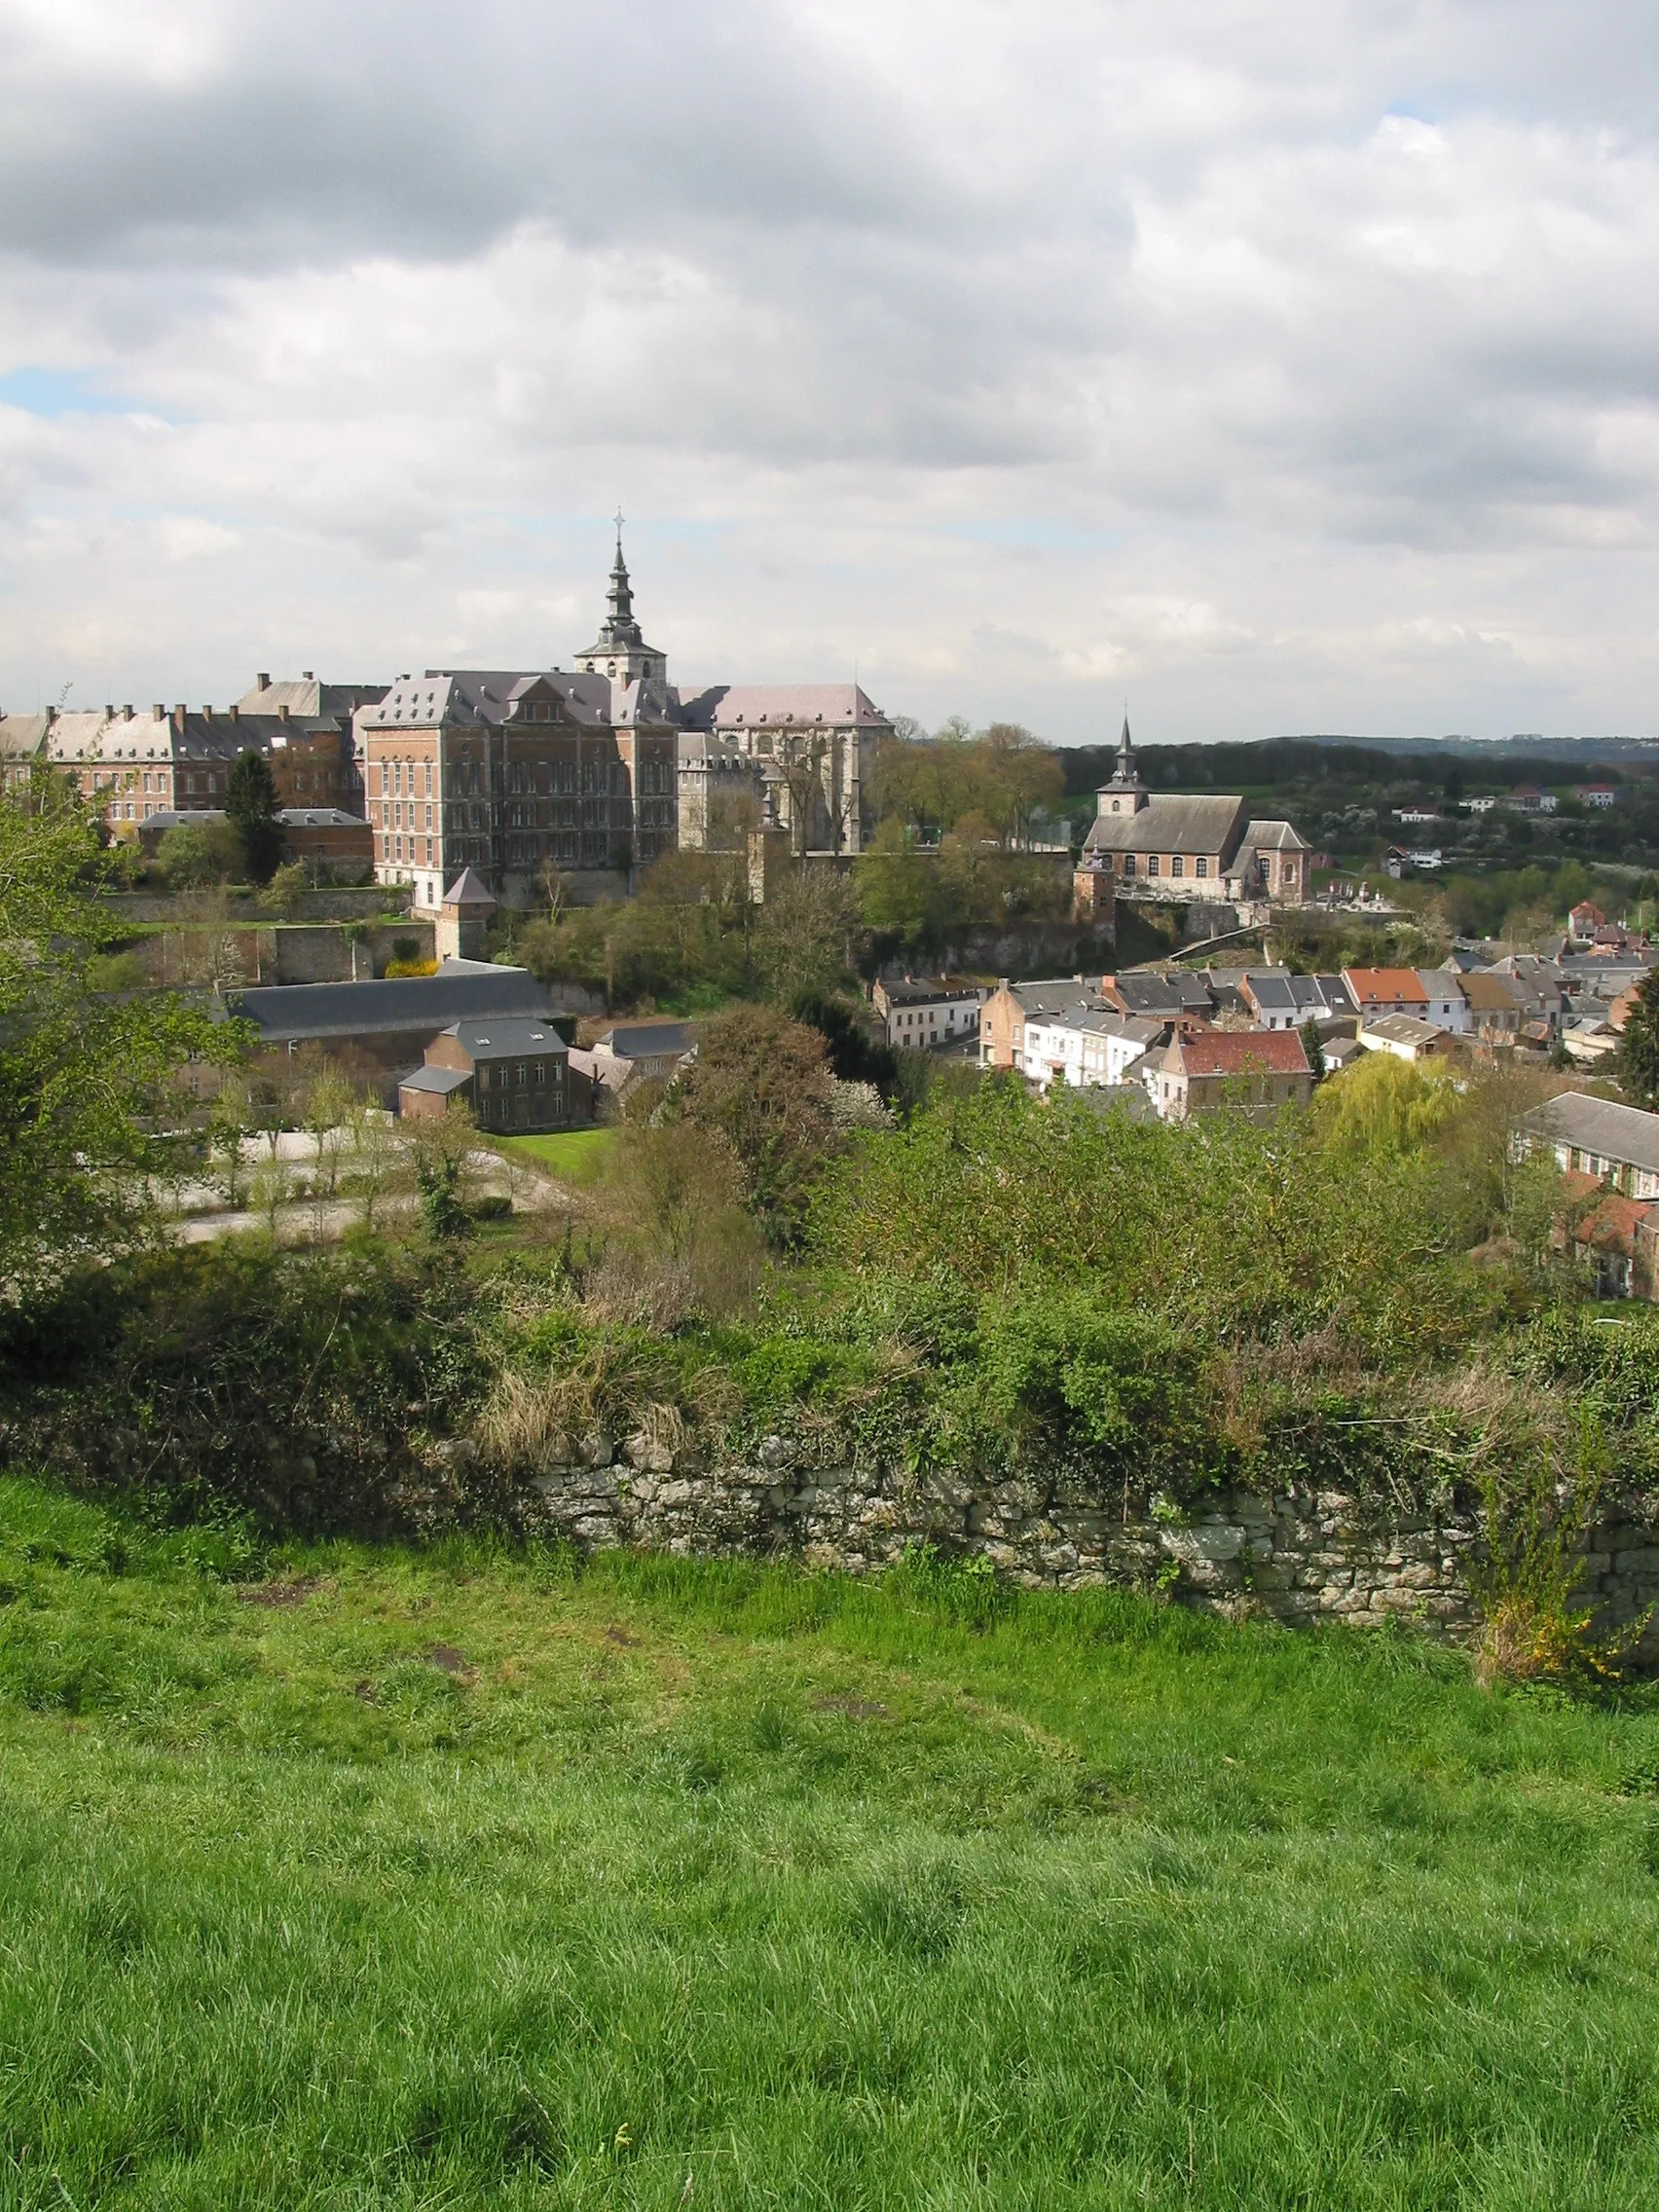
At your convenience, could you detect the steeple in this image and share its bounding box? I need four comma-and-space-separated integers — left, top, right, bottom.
572, 514, 667, 685
1099, 712, 1147, 815
604, 522, 640, 645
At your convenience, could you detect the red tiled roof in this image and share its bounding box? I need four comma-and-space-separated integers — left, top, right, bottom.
1175, 1029, 1310, 1078
1343, 967, 1429, 1006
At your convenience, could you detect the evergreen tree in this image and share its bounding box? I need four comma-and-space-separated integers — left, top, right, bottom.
1299, 1017, 1327, 1083
1619, 968, 1659, 1111
226, 749, 283, 884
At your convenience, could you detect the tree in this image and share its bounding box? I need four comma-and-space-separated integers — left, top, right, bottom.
257, 860, 310, 917
158, 819, 242, 890
1299, 1018, 1327, 1084
0, 783, 238, 1294
790, 989, 901, 1095
226, 749, 283, 884
1619, 968, 1659, 1110
406, 1100, 477, 1240
854, 818, 937, 938
668, 1003, 838, 1247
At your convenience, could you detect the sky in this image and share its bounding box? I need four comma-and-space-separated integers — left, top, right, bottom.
1, 0, 1657, 747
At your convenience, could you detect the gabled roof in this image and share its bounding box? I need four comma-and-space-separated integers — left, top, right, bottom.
705, 684, 887, 730
1361, 1014, 1446, 1048
1523, 1092, 1659, 1177
1458, 971, 1521, 1012
1173, 1029, 1310, 1079
1083, 794, 1246, 857
1344, 967, 1429, 1006
595, 1020, 696, 1059
447, 1017, 567, 1059
229, 966, 549, 1045
1108, 971, 1214, 1017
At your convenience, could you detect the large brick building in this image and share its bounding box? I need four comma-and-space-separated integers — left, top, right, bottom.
0, 673, 379, 838
357, 530, 893, 912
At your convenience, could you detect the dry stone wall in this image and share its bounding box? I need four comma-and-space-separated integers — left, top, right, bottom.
410, 1431, 1659, 1660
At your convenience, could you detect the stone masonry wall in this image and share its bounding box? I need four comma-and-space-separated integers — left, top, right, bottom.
419, 1431, 1659, 1660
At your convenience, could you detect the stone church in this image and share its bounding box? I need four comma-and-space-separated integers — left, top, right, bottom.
1080, 720, 1310, 904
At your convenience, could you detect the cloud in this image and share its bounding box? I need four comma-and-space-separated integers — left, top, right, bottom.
0, 0, 1656, 739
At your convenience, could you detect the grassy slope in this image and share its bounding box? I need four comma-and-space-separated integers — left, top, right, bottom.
4, 1476, 1659, 2209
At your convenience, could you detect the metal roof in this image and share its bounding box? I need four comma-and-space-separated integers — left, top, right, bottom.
230, 966, 550, 1045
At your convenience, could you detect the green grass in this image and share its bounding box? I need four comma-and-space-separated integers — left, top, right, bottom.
5, 1472, 1659, 2207
494, 1127, 616, 1183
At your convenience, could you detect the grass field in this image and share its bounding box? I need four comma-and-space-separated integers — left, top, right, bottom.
5, 1472, 1659, 2207
494, 1127, 615, 1184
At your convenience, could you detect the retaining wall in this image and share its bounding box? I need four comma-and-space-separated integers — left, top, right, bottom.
409, 1438, 1659, 1660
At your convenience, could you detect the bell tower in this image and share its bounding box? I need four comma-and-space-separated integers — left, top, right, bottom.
572, 516, 668, 687
1097, 715, 1147, 816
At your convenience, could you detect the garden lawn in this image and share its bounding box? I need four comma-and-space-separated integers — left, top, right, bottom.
3, 1473, 1659, 2208
495, 1127, 615, 1183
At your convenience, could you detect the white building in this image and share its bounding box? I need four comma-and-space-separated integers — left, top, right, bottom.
872, 976, 986, 1051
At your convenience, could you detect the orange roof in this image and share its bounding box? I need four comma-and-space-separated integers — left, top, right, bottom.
1175, 1029, 1310, 1078
1343, 968, 1428, 1006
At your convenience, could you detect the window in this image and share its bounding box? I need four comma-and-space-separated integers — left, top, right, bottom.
1171, 855, 1185, 878
1147, 854, 1160, 876
514, 1063, 527, 1088
1122, 855, 1135, 878
1196, 856, 1207, 878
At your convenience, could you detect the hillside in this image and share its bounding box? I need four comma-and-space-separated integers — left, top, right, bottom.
5, 1473, 1659, 2207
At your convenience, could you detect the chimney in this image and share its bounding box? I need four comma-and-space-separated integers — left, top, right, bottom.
152, 704, 165, 720
47, 706, 58, 724
103, 703, 114, 719
302, 670, 313, 681
123, 704, 133, 719
256, 673, 270, 691
228, 704, 239, 721
203, 705, 214, 722
278, 703, 290, 722
173, 706, 186, 733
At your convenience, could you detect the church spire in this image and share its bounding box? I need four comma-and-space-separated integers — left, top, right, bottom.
607, 514, 637, 634
1116, 714, 1134, 778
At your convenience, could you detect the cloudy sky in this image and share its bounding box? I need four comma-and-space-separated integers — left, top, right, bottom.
1, 0, 1656, 745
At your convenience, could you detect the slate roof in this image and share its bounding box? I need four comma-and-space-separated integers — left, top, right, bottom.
704, 685, 887, 730
595, 1020, 697, 1059
443, 866, 496, 907
398, 1064, 473, 1096
1239, 818, 1310, 852
1082, 795, 1246, 857
1109, 971, 1215, 1018
1243, 970, 1354, 1018
447, 1017, 568, 1059
1522, 1093, 1659, 1177
229, 966, 550, 1045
